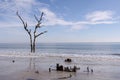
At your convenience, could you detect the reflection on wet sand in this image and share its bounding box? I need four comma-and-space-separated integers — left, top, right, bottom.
0, 56, 120, 80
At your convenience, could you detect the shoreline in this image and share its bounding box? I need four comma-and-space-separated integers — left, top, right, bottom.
0, 53, 120, 80
0, 53, 120, 61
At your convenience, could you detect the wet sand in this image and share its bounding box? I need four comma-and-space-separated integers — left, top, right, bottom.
0, 54, 120, 80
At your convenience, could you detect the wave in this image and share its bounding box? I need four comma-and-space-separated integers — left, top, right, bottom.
0, 52, 120, 62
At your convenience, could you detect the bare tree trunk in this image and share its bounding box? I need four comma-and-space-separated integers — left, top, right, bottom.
30, 34, 33, 53
33, 26, 37, 53
33, 37, 36, 53
17, 12, 47, 53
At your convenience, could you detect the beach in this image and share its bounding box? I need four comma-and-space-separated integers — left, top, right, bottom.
0, 53, 120, 80
0, 0, 120, 79
0, 43, 120, 80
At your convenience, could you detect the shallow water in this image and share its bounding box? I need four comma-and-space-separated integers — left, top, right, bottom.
0, 56, 120, 80
0, 43, 120, 80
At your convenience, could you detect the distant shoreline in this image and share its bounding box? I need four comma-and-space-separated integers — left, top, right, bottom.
1, 42, 120, 44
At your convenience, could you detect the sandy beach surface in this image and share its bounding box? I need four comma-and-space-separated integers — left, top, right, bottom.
0, 54, 120, 80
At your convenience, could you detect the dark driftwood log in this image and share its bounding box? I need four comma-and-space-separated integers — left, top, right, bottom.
64, 58, 72, 62
56, 63, 64, 71
56, 63, 79, 72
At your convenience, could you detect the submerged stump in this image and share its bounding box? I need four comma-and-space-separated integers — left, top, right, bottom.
64, 58, 72, 62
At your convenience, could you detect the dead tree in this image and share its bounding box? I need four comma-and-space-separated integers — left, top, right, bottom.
16, 12, 47, 53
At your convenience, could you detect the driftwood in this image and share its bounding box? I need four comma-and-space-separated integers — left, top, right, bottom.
35, 70, 39, 74
56, 63, 80, 72
64, 58, 72, 62
56, 63, 64, 71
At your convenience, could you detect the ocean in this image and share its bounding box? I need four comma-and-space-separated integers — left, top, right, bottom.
0, 42, 120, 80
0, 42, 120, 56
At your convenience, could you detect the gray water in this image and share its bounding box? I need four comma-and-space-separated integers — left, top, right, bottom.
0, 42, 120, 56
0, 43, 120, 80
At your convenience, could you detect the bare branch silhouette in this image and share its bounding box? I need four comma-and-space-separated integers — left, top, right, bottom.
35, 31, 47, 38
33, 12, 47, 52
17, 11, 47, 53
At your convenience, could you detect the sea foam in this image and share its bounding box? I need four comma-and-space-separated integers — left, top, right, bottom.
0, 51, 120, 62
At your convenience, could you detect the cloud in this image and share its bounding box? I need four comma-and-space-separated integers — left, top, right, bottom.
40, 8, 117, 30
0, 0, 48, 27
86, 11, 114, 22
40, 8, 73, 26
0, 0, 118, 31
0, 0, 48, 13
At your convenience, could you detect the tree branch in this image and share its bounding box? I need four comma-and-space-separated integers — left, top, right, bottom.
16, 11, 33, 52
34, 12, 45, 39
34, 12, 44, 28
34, 15, 39, 22
16, 11, 31, 35
16, 11, 25, 26
35, 31, 47, 38
39, 12, 44, 23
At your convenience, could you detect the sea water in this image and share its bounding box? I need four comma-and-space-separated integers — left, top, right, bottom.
0, 42, 120, 80
0, 42, 120, 56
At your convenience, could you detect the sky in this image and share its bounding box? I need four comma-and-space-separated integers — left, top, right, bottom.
0, 0, 120, 43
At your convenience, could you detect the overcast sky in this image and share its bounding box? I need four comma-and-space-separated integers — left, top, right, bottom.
0, 0, 120, 43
